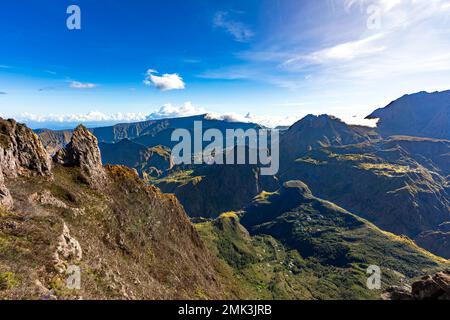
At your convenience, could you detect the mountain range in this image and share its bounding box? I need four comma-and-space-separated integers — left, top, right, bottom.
1, 90, 449, 300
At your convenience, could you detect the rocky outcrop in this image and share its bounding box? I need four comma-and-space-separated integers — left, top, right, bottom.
383, 270, 450, 300
0, 119, 52, 178
29, 190, 68, 209
53, 223, 83, 274
0, 118, 52, 208
0, 172, 13, 208
54, 125, 107, 189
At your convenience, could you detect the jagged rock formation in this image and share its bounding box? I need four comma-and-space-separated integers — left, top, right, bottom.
53, 223, 83, 274
54, 125, 107, 189
383, 270, 450, 300
0, 118, 52, 208
0, 119, 238, 299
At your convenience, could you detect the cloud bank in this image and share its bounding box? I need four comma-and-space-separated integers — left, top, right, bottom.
146, 102, 206, 119
17, 111, 148, 124
144, 69, 185, 91
14, 102, 300, 129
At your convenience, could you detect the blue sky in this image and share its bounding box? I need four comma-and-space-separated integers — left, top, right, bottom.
1, 0, 450, 128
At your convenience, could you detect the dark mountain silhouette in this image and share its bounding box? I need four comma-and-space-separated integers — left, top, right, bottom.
366, 90, 450, 139
280, 114, 377, 163
0, 121, 239, 299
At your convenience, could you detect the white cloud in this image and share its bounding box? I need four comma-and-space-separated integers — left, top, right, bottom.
70, 81, 97, 89
144, 69, 185, 91
229, 0, 450, 96
205, 112, 298, 128
146, 102, 206, 119
285, 34, 387, 66
146, 102, 298, 127
17, 111, 148, 124
213, 11, 254, 43
14, 101, 301, 128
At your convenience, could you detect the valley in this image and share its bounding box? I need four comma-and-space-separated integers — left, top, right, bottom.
1, 90, 449, 300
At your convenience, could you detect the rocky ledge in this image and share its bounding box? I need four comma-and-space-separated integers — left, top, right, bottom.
383, 270, 450, 300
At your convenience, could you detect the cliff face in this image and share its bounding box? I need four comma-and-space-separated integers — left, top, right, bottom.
0, 118, 52, 208
0, 120, 235, 300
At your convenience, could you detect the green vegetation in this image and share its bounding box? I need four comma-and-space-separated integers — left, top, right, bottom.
150, 169, 203, 186
358, 163, 417, 177
0, 272, 20, 290
196, 183, 448, 300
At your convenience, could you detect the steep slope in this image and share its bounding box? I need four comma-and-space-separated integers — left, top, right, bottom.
366, 90, 450, 139
0, 123, 236, 300
197, 182, 448, 300
100, 139, 174, 178
0, 118, 52, 208
382, 136, 450, 175
155, 163, 279, 218
277, 112, 450, 258
280, 140, 450, 241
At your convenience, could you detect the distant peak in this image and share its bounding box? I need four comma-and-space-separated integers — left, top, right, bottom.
366, 89, 450, 139
291, 114, 345, 129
